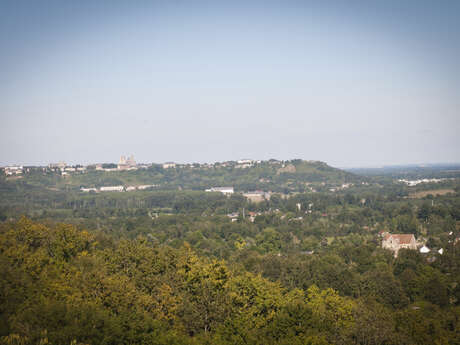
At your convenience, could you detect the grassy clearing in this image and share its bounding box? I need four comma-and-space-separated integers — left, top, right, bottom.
409, 189, 455, 198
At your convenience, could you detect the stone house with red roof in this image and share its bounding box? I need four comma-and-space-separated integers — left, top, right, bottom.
382, 233, 417, 257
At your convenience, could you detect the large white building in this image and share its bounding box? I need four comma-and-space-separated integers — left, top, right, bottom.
100, 186, 124, 192
80, 187, 98, 193
205, 187, 234, 195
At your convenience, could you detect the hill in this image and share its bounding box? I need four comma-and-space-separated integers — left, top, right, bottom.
2, 160, 364, 194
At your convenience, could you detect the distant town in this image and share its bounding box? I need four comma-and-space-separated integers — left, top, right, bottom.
2, 155, 265, 176
2, 154, 455, 206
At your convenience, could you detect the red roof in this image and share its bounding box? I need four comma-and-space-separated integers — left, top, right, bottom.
387, 234, 414, 244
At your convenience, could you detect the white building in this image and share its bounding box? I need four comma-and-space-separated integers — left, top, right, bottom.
206, 187, 234, 195
138, 185, 155, 190
100, 186, 124, 192
163, 162, 176, 169
80, 187, 98, 193
4, 166, 23, 176
49, 162, 67, 170
419, 245, 430, 254
236, 159, 255, 169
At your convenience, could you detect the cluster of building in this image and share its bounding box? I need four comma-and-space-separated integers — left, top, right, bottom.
3, 166, 23, 176
2, 163, 87, 177
2, 158, 298, 177
48, 162, 87, 176
235, 159, 260, 169
398, 178, 448, 186
380, 232, 448, 258
227, 210, 264, 222
328, 183, 353, 192
205, 187, 274, 203
2, 156, 142, 176
162, 159, 263, 170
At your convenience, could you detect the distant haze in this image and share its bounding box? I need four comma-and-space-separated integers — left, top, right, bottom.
1, 1, 459, 167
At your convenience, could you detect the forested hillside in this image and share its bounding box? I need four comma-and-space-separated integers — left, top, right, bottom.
1, 218, 460, 345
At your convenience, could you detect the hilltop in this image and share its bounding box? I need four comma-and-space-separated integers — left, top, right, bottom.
1, 159, 364, 194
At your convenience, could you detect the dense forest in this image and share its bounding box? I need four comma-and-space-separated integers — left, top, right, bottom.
1, 161, 460, 344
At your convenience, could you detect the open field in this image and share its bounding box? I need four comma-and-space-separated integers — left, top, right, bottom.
409, 188, 455, 198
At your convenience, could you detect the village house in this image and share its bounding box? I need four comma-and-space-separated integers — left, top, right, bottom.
382, 233, 417, 257
227, 212, 239, 222
243, 191, 270, 203
247, 211, 263, 222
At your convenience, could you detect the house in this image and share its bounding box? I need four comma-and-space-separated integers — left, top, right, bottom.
243, 191, 270, 203
382, 233, 417, 257
247, 211, 262, 222
227, 212, 239, 222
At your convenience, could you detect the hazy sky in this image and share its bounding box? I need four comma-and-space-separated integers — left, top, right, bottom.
1, 1, 459, 167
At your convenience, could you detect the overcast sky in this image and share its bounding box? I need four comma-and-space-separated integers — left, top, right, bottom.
1, 0, 459, 167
